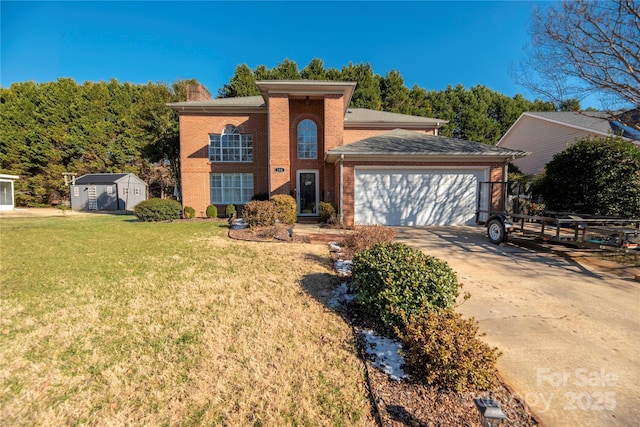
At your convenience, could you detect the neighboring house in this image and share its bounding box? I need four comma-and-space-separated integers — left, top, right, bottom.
0, 174, 19, 210
168, 81, 526, 226
497, 110, 640, 176
70, 173, 147, 212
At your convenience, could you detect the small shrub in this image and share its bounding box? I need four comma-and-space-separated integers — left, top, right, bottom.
271, 194, 297, 225
134, 198, 182, 222
350, 242, 459, 329
225, 204, 236, 218
183, 206, 196, 219
242, 200, 278, 227
319, 201, 335, 223
342, 225, 396, 254
205, 204, 218, 218
396, 309, 501, 392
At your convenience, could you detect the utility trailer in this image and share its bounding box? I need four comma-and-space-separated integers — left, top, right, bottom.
476, 182, 640, 252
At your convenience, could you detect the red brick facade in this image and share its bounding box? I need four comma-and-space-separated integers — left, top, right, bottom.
173, 81, 510, 223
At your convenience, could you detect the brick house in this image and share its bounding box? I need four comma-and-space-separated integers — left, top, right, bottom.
168, 80, 526, 226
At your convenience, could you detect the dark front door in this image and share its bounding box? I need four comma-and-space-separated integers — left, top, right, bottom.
297, 171, 318, 216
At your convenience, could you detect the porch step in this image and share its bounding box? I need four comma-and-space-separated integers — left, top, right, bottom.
297, 216, 321, 224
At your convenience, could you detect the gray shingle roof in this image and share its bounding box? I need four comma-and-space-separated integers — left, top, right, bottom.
344, 108, 445, 127
167, 96, 266, 109
525, 111, 614, 134
75, 173, 134, 184
326, 129, 527, 161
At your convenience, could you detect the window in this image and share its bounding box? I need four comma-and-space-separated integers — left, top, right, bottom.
134, 188, 140, 196
297, 119, 317, 159
209, 125, 253, 162
107, 186, 113, 195
73, 187, 79, 197
210, 173, 254, 204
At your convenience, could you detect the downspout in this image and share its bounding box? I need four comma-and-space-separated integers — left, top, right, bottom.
339, 154, 344, 225
267, 109, 272, 197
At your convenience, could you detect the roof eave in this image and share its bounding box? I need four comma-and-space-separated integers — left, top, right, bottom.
344, 121, 445, 129
167, 104, 267, 114
325, 152, 528, 163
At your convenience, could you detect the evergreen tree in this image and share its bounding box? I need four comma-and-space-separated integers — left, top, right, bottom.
380, 70, 410, 113
301, 58, 328, 80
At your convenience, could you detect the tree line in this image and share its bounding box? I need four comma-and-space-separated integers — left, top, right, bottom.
0, 78, 203, 206
221, 59, 557, 143
1, 60, 559, 207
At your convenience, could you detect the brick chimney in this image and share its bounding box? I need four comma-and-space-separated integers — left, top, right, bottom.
187, 84, 212, 101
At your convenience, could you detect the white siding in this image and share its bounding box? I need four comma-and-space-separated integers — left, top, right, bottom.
499, 117, 603, 175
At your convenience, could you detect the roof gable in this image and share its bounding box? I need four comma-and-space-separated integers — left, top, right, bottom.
75, 173, 145, 185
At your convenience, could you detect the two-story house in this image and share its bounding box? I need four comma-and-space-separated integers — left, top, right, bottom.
168, 80, 525, 226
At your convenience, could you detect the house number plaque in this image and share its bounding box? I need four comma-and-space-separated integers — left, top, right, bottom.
274, 167, 285, 173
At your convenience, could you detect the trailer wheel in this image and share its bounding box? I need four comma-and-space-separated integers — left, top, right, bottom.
487, 218, 507, 244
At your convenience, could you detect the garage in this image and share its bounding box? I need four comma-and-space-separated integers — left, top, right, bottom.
354, 168, 487, 226
324, 129, 528, 227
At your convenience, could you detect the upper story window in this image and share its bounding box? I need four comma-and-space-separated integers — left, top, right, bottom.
209, 125, 253, 162
297, 119, 317, 159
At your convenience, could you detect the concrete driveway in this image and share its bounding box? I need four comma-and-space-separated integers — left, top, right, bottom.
394, 226, 640, 427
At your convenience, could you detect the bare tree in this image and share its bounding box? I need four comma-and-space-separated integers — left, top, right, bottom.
514, 0, 639, 110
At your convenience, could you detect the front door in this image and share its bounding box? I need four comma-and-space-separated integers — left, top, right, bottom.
297, 170, 318, 216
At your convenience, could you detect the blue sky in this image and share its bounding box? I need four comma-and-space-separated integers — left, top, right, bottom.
2, 1, 560, 104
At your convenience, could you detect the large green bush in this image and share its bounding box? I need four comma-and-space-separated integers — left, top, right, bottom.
271, 194, 297, 225
396, 309, 500, 392
350, 242, 459, 329
134, 198, 182, 222
242, 200, 278, 227
538, 136, 640, 217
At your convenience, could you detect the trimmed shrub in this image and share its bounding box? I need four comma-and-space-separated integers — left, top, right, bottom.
396, 309, 500, 392
539, 136, 640, 217
205, 204, 218, 218
225, 203, 236, 218
134, 198, 182, 222
242, 200, 278, 227
342, 225, 395, 254
183, 206, 196, 219
350, 242, 459, 329
271, 194, 297, 225
319, 201, 336, 223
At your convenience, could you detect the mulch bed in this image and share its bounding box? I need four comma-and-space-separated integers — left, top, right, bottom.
228, 224, 542, 426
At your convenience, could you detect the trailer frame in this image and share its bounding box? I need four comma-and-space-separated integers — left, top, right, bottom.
476, 181, 640, 252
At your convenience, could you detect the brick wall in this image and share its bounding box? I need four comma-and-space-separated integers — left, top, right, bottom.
186, 84, 212, 101
343, 127, 436, 145
268, 94, 291, 195
180, 113, 268, 215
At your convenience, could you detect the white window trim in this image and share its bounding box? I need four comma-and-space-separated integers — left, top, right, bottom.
297, 119, 318, 160
209, 125, 253, 163
210, 173, 254, 204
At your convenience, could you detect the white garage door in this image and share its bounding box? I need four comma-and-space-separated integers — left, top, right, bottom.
354, 168, 487, 226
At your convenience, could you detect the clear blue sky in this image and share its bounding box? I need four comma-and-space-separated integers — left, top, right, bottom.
2, 1, 564, 105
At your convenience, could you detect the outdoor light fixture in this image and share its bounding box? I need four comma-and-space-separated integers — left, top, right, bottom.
474, 398, 507, 427
305, 96, 310, 106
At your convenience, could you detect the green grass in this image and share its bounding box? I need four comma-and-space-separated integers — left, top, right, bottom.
0, 215, 371, 426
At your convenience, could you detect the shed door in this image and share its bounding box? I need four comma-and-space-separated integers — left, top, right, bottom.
88, 186, 97, 210
354, 168, 486, 226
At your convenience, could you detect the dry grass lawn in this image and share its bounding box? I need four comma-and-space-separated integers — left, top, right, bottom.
0, 215, 372, 425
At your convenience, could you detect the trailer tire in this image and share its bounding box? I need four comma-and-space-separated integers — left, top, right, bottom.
487, 218, 507, 244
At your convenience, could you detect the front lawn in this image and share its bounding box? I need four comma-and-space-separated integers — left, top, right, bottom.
0, 215, 371, 425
